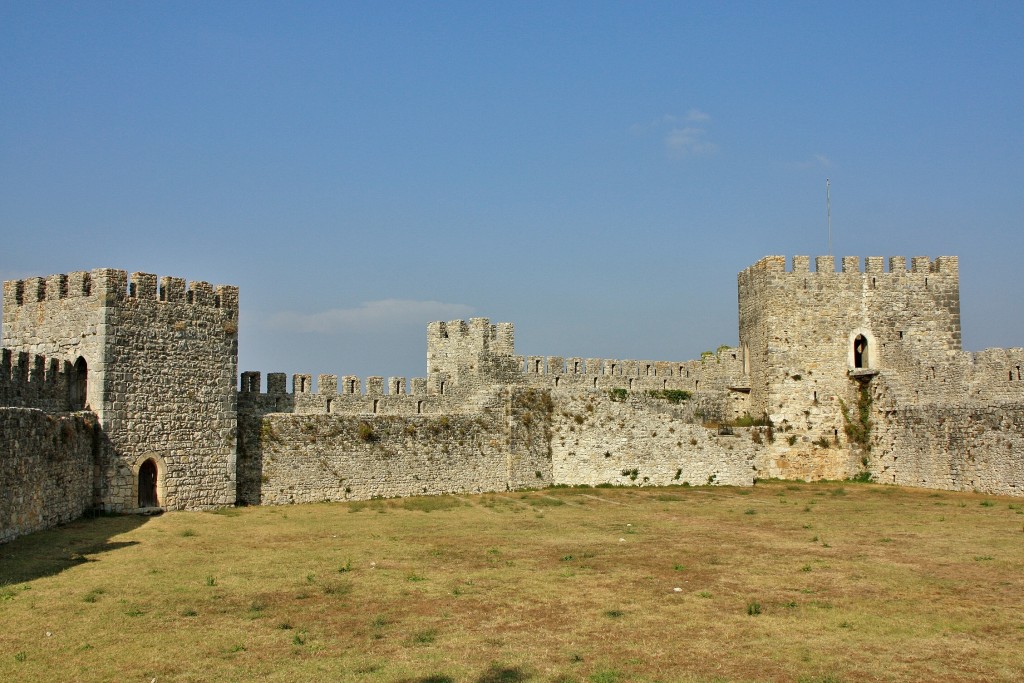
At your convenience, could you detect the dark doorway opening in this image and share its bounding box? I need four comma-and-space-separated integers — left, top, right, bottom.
853, 335, 868, 369
70, 357, 88, 410
139, 459, 158, 508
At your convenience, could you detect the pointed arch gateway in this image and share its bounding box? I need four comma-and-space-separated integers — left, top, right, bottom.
139, 459, 158, 507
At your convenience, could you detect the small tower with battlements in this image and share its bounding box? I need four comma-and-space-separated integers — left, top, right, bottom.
3, 268, 239, 511
426, 318, 518, 395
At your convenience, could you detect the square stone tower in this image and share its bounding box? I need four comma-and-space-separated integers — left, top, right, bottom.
2, 269, 239, 511
737, 255, 961, 440
426, 318, 519, 395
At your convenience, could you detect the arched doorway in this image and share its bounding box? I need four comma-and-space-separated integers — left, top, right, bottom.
70, 357, 88, 410
853, 335, 868, 369
138, 459, 159, 508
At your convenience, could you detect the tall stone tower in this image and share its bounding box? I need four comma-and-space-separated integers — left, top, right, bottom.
2, 269, 239, 511
737, 255, 961, 441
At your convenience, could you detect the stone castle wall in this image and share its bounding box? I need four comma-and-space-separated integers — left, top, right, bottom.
0, 408, 96, 543
3, 253, 1024, 544
873, 402, 1024, 495
548, 390, 756, 487
236, 386, 553, 504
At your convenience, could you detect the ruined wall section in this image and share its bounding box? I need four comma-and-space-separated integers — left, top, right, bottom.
549, 390, 756, 487
99, 272, 239, 511
520, 347, 749, 424
236, 387, 552, 505
872, 395, 1024, 495
0, 409, 96, 543
962, 347, 1024, 402
738, 255, 961, 446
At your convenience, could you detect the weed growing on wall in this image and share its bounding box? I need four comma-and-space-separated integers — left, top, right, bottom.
608, 388, 628, 402
647, 389, 692, 403
357, 422, 377, 443
839, 382, 873, 451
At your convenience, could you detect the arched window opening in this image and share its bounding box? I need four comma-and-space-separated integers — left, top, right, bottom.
138, 459, 159, 508
853, 335, 868, 369
70, 357, 88, 410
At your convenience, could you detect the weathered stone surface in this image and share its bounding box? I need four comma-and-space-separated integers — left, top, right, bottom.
0, 409, 95, 543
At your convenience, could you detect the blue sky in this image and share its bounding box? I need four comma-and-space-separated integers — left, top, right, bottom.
2, 2, 1022, 384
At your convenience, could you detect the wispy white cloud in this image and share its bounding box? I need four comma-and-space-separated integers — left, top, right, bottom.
262, 299, 474, 333
685, 108, 710, 122
787, 154, 833, 170
665, 126, 718, 158
631, 109, 717, 159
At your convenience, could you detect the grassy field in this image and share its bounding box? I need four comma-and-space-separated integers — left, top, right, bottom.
1, 481, 1022, 682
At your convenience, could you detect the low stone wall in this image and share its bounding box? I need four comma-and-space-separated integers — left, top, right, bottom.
874, 402, 1024, 495
0, 408, 95, 543
550, 391, 756, 487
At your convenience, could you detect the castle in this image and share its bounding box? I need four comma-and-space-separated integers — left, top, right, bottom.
3, 255, 1023, 542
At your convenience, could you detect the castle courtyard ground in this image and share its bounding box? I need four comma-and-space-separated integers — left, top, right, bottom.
1, 480, 1022, 682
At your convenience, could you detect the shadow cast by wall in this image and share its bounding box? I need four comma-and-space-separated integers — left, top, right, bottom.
0, 513, 148, 584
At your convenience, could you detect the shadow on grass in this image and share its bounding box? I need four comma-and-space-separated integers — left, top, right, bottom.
0, 513, 148, 584
476, 665, 531, 683
397, 664, 531, 683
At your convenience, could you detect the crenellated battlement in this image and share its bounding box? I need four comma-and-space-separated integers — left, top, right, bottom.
428, 318, 514, 352
238, 370, 436, 417
0, 349, 75, 411
520, 351, 739, 378
240, 371, 429, 397
741, 255, 958, 276
3, 268, 239, 312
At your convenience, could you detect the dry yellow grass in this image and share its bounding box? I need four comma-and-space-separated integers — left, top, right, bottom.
1, 481, 1023, 682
